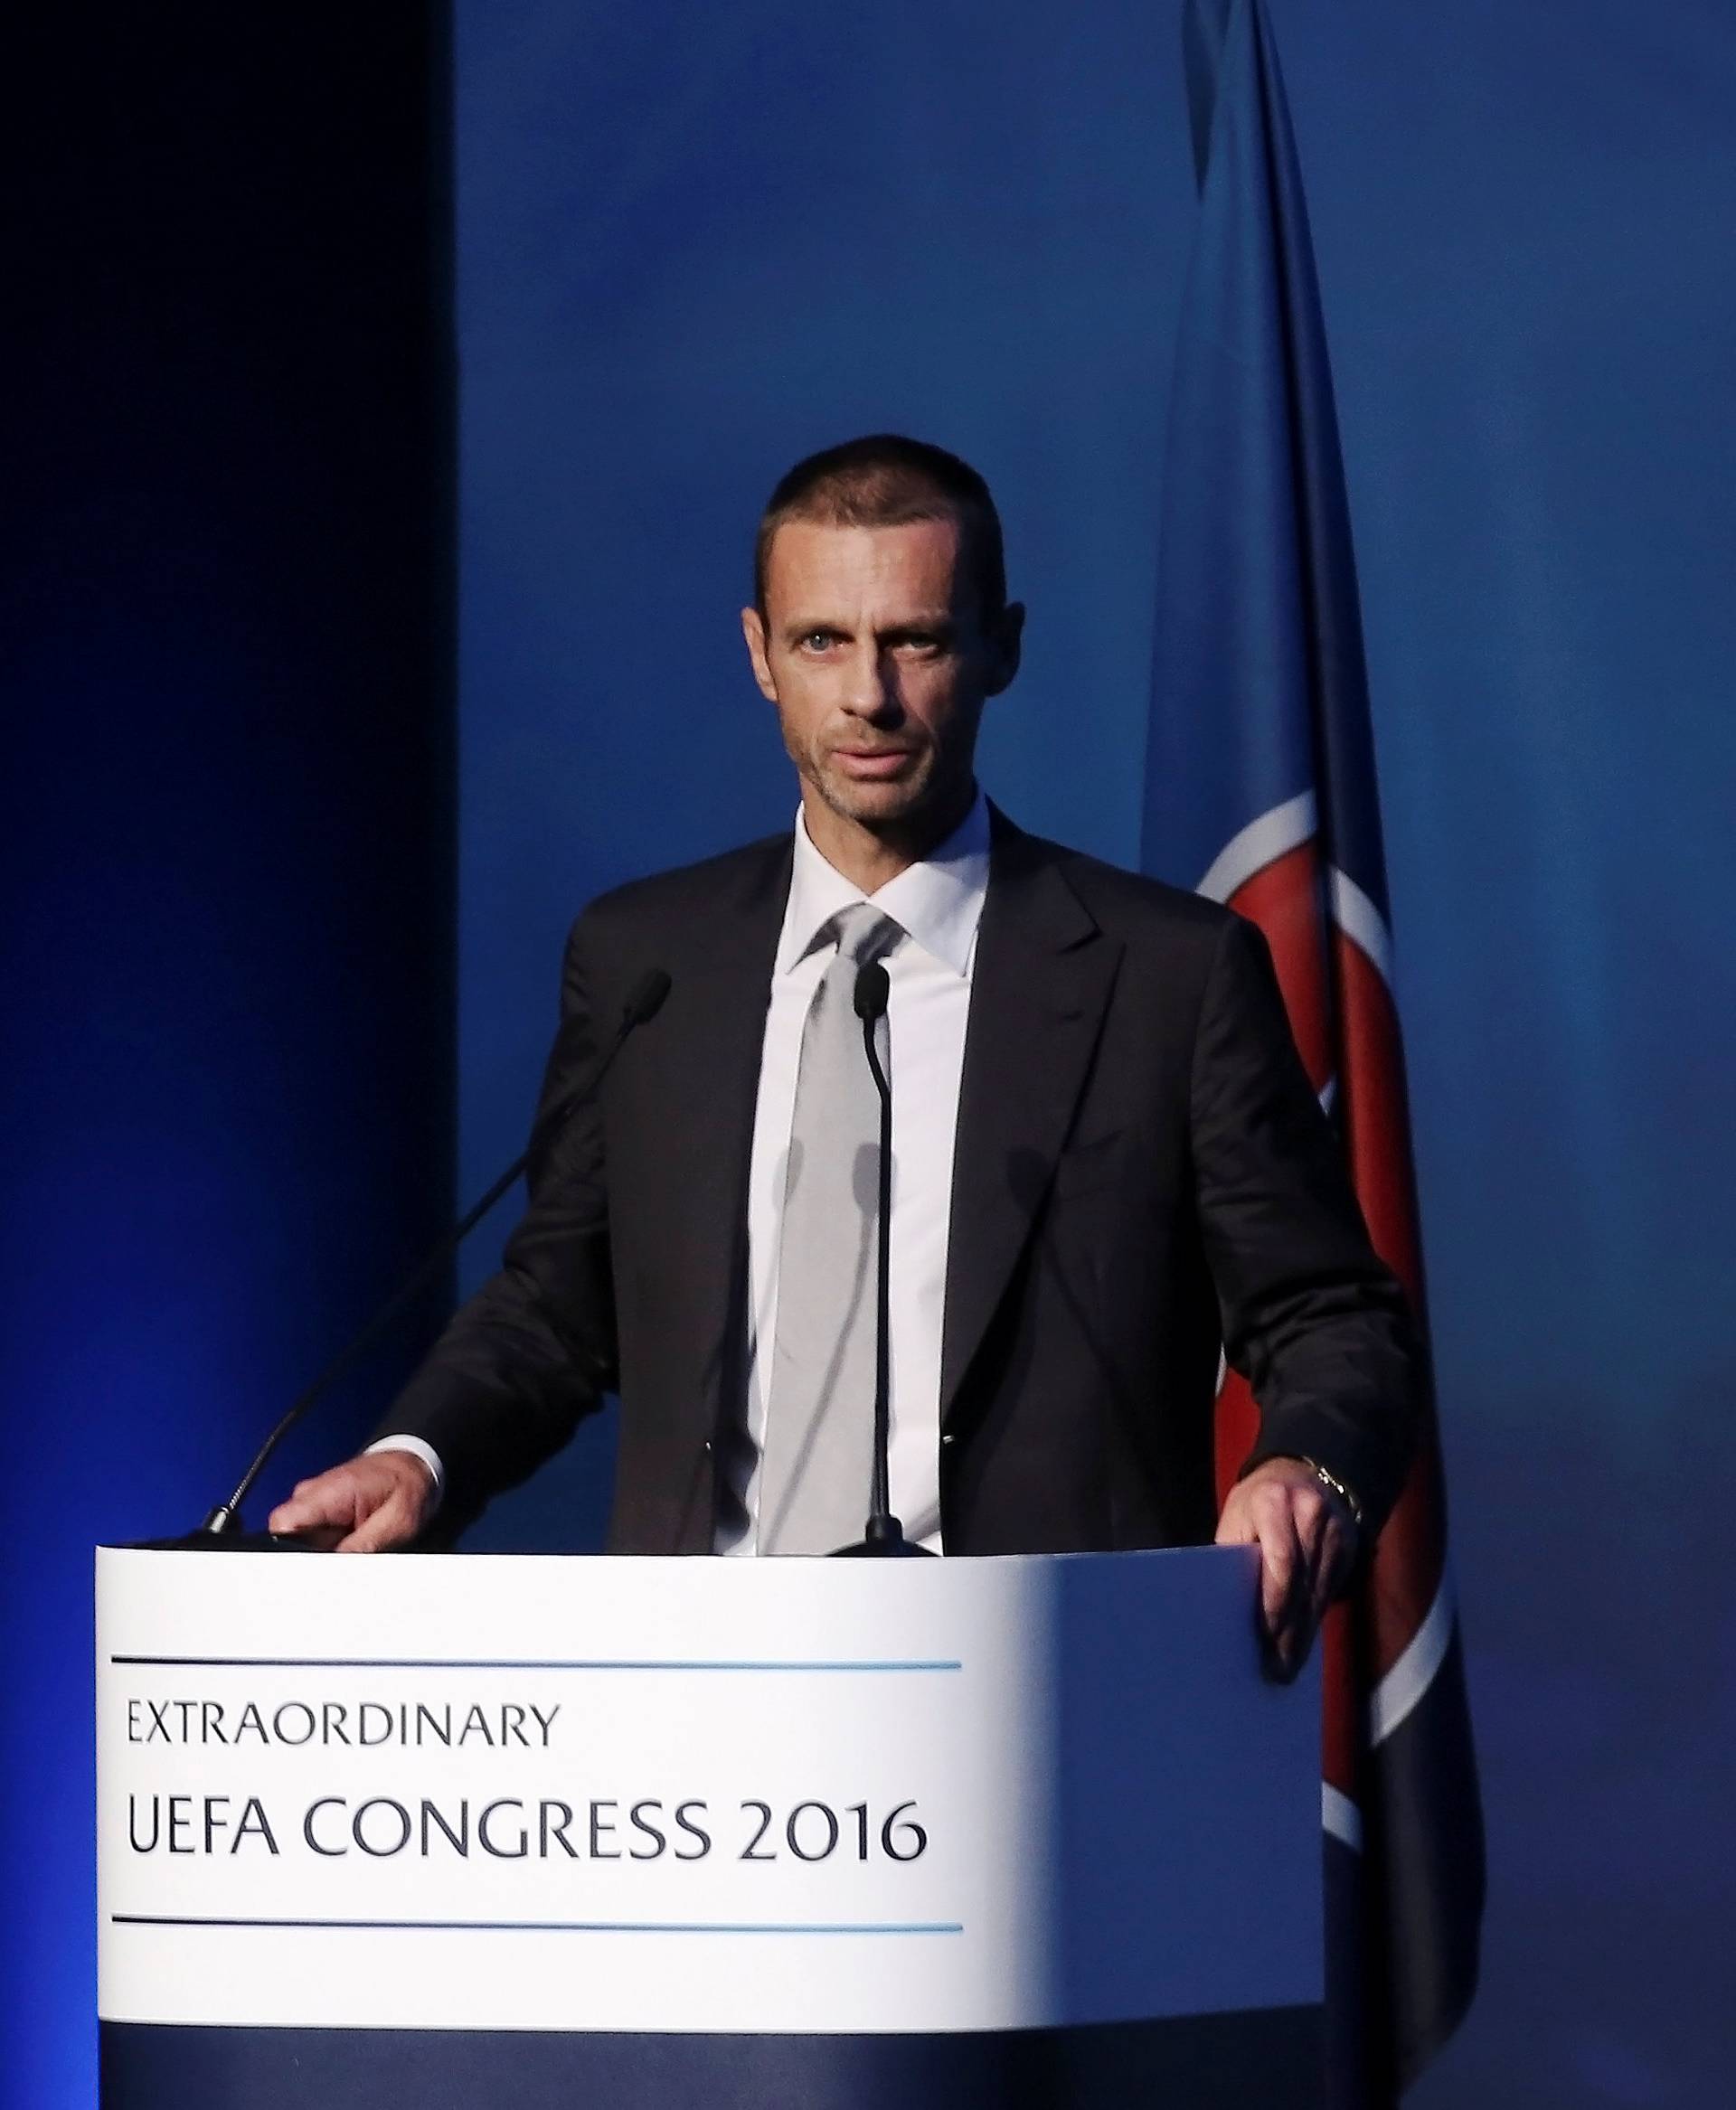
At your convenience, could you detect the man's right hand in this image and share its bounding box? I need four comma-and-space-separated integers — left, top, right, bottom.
268, 1451, 436, 1552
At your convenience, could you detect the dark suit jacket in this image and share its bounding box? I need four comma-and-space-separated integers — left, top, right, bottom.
386, 811, 1419, 1554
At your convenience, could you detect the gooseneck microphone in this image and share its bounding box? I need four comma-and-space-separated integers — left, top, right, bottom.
832, 958, 935, 1558
181, 968, 672, 1546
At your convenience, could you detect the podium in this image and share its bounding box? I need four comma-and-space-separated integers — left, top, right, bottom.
97, 1545, 1322, 2107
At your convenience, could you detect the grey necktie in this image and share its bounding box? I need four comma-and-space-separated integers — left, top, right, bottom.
759, 902, 901, 1554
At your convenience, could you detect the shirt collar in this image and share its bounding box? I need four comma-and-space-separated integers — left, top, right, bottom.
776, 787, 990, 978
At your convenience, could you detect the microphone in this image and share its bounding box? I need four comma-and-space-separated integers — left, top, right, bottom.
832, 958, 934, 1558
173, 967, 672, 1548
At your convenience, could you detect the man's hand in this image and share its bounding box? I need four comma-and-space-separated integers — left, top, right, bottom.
268, 1451, 436, 1553
1214, 1455, 1360, 1681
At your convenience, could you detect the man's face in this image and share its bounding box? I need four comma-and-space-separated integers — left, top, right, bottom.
741, 516, 1022, 841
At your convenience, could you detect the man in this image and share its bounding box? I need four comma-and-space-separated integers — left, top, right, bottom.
272, 435, 1417, 1677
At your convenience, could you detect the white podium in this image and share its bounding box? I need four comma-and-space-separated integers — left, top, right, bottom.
97, 1545, 1322, 2107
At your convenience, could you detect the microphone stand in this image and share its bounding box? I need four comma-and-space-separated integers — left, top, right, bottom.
832, 961, 935, 1559
147, 969, 672, 1550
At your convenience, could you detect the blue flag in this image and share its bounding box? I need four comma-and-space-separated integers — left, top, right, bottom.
1142, 2, 1485, 2096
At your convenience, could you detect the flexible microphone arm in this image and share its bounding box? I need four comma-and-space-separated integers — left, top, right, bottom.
858, 963, 894, 1529
197, 968, 672, 1538
833, 959, 933, 1557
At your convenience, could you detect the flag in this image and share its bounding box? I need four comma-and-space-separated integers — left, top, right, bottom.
1140, 1, 1484, 2096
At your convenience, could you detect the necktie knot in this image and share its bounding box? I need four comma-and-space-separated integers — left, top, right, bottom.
830, 902, 901, 969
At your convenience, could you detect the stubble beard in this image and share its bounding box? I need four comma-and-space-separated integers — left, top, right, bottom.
802, 736, 948, 838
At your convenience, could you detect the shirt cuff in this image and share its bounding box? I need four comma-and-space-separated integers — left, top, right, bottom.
365, 1435, 445, 1514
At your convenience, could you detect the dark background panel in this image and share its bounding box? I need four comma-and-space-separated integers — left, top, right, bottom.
0, 5, 454, 2104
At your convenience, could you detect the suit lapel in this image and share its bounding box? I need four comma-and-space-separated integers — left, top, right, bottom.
633, 836, 792, 1447
940, 815, 1122, 1427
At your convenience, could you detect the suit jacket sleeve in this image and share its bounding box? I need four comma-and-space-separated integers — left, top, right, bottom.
1190, 911, 1419, 1538
375, 909, 618, 1527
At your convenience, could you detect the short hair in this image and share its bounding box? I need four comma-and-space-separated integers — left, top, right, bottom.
753, 434, 1007, 618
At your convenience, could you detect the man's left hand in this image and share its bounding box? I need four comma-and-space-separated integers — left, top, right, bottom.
1214, 1456, 1360, 1681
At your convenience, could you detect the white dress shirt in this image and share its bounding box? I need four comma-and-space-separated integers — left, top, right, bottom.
375, 789, 990, 1554
716, 788, 988, 1554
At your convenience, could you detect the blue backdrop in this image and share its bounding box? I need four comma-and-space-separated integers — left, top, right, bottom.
5, 2, 1733, 2104
452, 4, 1736, 2105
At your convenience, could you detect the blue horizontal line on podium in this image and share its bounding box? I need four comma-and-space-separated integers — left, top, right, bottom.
108, 1656, 963, 1672
111, 1916, 966, 1936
